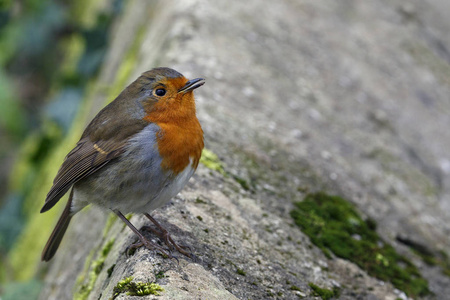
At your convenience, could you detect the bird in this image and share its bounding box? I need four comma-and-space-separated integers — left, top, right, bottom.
40, 67, 205, 261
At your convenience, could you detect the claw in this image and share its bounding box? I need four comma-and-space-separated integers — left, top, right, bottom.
125, 238, 172, 258
114, 210, 194, 260
141, 219, 194, 258
125, 241, 143, 257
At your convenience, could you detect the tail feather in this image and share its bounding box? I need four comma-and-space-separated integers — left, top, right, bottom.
41, 189, 74, 261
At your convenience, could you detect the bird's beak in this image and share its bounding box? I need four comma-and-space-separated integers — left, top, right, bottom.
178, 78, 205, 94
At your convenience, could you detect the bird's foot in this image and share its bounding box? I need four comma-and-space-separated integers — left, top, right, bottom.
140, 225, 192, 258
143, 213, 194, 258
114, 210, 177, 260
125, 237, 176, 260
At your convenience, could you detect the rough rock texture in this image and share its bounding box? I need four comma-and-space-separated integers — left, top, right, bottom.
38, 0, 450, 299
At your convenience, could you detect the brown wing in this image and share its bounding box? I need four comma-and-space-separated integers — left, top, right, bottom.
40, 74, 154, 213
40, 138, 128, 213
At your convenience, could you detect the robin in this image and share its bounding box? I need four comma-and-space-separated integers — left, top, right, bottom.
40, 67, 205, 261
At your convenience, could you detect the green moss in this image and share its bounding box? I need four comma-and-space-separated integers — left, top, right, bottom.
155, 271, 165, 279
200, 148, 226, 175
195, 197, 207, 204
308, 283, 339, 300
74, 238, 115, 300
289, 285, 302, 291
112, 276, 163, 299
236, 268, 246, 276
107, 264, 116, 278
291, 193, 429, 298
231, 174, 250, 191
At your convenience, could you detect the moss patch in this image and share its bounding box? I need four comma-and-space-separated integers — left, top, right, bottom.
74, 238, 115, 300
231, 174, 251, 191
291, 193, 429, 298
289, 285, 302, 291
200, 148, 226, 175
236, 268, 246, 276
308, 283, 339, 300
112, 276, 163, 298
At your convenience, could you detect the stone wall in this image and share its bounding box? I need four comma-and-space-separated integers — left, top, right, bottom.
12, 0, 450, 299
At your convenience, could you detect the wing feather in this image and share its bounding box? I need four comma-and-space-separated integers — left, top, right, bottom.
40, 88, 150, 213
40, 138, 127, 213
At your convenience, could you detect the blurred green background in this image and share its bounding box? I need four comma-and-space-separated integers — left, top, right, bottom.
0, 0, 124, 298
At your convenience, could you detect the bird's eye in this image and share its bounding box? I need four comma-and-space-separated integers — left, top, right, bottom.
154, 88, 166, 97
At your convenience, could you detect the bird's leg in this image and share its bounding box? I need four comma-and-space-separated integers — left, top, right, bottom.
114, 210, 172, 258
142, 213, 192, 258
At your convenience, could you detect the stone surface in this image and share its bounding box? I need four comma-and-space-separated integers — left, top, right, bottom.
38, 0, 450, 299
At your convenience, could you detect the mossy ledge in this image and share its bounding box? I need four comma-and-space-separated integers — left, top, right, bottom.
112, 276, 164, 299
291, 192, 429, 298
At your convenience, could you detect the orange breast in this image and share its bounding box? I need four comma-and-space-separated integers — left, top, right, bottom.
154, 120, 204, 174
144, 103, 203, 174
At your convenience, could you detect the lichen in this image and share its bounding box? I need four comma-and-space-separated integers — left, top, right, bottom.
291, 193, 429, 298
112, 276, 164, 299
